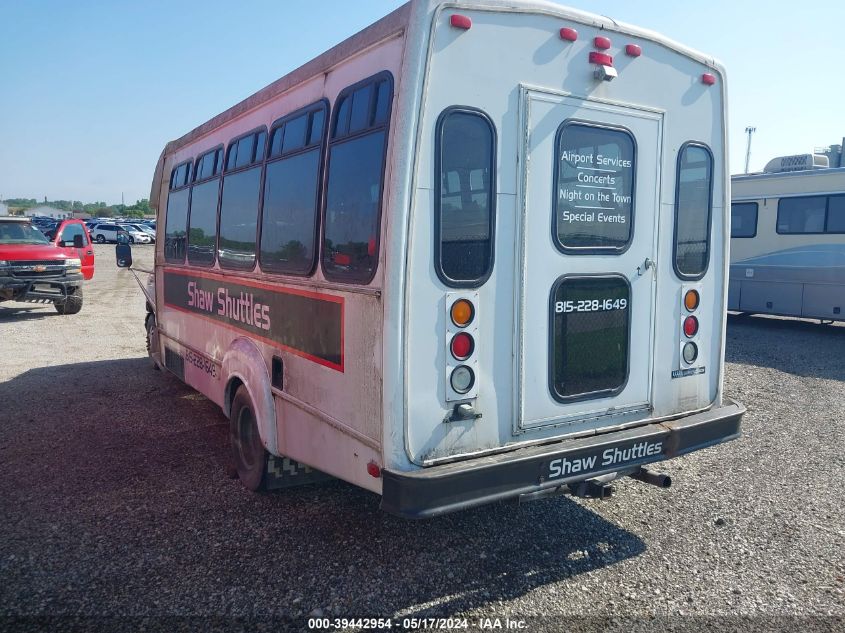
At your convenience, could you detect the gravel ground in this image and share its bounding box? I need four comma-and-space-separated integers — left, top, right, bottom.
1, 244, 843, 632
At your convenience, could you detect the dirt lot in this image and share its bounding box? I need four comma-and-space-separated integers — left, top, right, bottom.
1, 244, 843, 631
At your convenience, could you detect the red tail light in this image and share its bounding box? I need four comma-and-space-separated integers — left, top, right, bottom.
683, 316, 699, 338
450, 332, 474, 360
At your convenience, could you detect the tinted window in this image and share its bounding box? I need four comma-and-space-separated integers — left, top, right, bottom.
281, 114, 307, 154
165, 188, 190, 262
777, 196, 826, 234
322, 132, 386, 281
171, 162, 190, 189
260, 149, 321, 274
555, 124, 635, 251
373, 80, 390, 125
550, 276, 629, 401
436, 109, 495, 285
731, 202, 758, 238
218, 167, 261, 269
308, 110, 325, 145
827, 195, 845, 233
234, 135, 255, 169
195, 149, 219, 181
674, 144, 713, 278
322, 74, 392, 283
187, 178, 220, 266
59, 223, 87, 246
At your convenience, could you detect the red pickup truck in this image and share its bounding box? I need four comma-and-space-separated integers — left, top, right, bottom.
0, 217, 95, 314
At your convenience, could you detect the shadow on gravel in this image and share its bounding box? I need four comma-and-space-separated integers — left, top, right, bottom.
726, 313, 845, 381
0, 357, 645, 617
0, 304, 56, 321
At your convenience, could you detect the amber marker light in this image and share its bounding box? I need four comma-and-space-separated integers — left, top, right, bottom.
450, 299, 475, 327
684, 289, 700, 312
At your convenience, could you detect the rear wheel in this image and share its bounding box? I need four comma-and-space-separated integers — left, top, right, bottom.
96, 234, 105, 243
54, 286, 83, 315
229, 386, 267, 491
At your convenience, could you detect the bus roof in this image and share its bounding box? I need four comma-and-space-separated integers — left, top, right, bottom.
151, 0, 724, 206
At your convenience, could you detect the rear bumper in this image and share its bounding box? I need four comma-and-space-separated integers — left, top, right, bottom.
381, 400, 744, 519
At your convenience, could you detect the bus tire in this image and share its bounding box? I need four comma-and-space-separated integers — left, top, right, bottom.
229, 385, 267, 491
55, 287, 83, 315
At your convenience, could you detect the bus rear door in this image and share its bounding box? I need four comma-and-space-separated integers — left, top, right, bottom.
517, 90, 662, 434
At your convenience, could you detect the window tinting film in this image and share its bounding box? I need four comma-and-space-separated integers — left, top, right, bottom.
777, 196, 827, 234
827, 195, 845, 233
260, 149, 320, 275
730, 202, 758, 238
555, 124, 635, 251
550, 276, 630, 401
164, 188, 190, 262
436, 110, 494, 285
322, 131, 386, 281
218, 166, 261, 269
675, 144, 713, 277
187, 178, 219, 266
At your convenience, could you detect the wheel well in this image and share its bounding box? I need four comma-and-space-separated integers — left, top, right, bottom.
224, 377, 244, 419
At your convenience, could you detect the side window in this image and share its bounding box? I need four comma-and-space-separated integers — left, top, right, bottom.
674, 143, 713, 279
555, 123, 635, 252
827, 195, 845, 233
165, 190, 190, 262
777, 196, 826, 234
218, 129, 266, 270
187, 147, 222, 266
260, 103, 327, 275
60, 223, 87, 246
322, 73, 393, 283
435, 108, 496, 286
730, 202, 758, 238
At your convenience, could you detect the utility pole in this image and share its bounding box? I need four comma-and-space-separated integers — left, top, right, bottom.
744, 126, 756, 174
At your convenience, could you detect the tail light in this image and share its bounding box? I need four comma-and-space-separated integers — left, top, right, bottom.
679, 286, 702, 367
445, 294, 479, 402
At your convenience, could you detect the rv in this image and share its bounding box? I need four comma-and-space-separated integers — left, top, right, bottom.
730, 153, 845, 322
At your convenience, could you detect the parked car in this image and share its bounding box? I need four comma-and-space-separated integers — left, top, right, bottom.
90, 223, 149, 244
0, 217, 94, 314
119, 223, 156, 243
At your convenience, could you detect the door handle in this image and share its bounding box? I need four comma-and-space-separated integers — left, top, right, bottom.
86, 250, 93, 255
637, 257, 655, 276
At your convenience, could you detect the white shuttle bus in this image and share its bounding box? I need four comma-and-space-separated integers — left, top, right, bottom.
120, 0, 743, 518
730, 156, 845, 322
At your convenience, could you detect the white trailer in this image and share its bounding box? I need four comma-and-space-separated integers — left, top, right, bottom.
730, 158, 845, 322
120, 0, 743, 518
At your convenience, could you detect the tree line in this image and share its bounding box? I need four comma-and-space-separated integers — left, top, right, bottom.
2, 198, 152, 218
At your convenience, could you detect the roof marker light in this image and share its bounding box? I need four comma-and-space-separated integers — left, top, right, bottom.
701, 73, 716, 85
594, 36, 611, 50
450, 14, 472, 30
625, 44, 642, 57
560, 27, 578, 42
589, 52, 613, 66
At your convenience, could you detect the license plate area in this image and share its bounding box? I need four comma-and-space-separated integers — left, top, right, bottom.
549, 274, 631, 402
542, 433, 666, 484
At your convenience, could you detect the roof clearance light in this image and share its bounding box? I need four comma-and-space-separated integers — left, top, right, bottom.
450, 332, 475, 360
701, 73, 716, 85
683, 316, 699, 338
684, 289, 700, 311
625, 44, 642, 57
450, 299, 475, 327
450, 14, 472, 30
594, 36, 611, 50
560, 27, 578, 42
589, 52, 613, 66
450, 366, 475, 394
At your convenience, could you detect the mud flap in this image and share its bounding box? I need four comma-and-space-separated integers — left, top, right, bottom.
265, 454, 332, 490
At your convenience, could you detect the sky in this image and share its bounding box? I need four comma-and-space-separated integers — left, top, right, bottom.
1, 0, 843, 205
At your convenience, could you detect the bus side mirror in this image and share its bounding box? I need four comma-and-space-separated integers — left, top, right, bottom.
116, 239, 132, 268
73, 234, 84, 248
